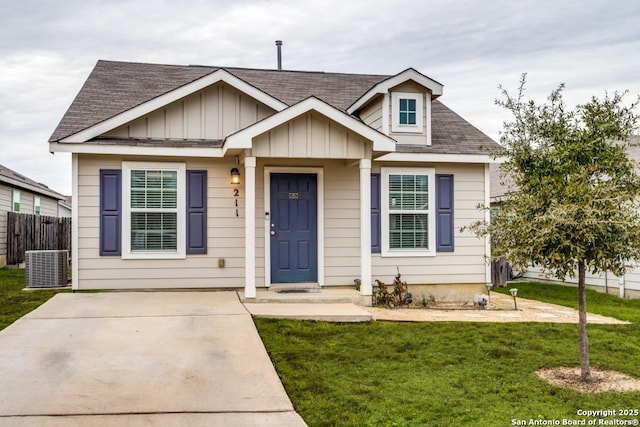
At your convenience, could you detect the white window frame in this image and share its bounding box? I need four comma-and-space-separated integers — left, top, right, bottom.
391, 92, 423, 133
122, 161, 186, 259
34, 196, 41, 215
381, 167, 435, 257
12, 190, 20, 212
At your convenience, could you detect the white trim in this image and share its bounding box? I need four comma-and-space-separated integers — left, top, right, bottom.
121, 161, 186, 259
225, 97, 396, 153
347, 68, 444, 114
245, 157, 257, 298
59, 69, 287, 143
391, 92, 423, 134
359, 159, 372, 296
49, 142, 224, 158
263, 166, 325, 287
11, 190, 20, 212
375, 152, 498, 164
484, 163, 491, 286
71, 154, 79, 290
381, 167, 436, 257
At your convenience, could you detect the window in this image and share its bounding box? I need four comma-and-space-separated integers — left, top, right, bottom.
12, 191, 20, 212
381, 168, 435, 257
122, 162, 185, 259
391, 92, 423, 133
34, 197, 41, 215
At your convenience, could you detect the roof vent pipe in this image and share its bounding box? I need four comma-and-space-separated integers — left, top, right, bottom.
275, 40, 283, 70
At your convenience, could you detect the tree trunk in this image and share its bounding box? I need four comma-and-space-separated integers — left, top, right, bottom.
578, 259, 591, 381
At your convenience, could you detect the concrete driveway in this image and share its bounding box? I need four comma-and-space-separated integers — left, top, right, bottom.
0, 292, 307, 427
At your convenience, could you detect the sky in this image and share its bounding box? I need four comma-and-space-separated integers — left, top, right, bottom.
1, 0, 639, 195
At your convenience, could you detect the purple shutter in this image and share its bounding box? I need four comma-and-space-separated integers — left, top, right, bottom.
371, 173, 381, 253
186, 170, 207, 254
100, 169, 121, 256
436, 174, 454, 252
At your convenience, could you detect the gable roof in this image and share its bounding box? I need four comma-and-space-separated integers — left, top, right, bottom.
225, 96, 396, 152
49, 60, 499, 156
0, 164, 66, 200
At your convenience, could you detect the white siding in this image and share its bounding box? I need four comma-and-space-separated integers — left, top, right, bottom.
523, 265, 640, 293
76, 154, 245, 289
103, 83, 276, 140
372, 163, 487, 285
251, 112, 371, 159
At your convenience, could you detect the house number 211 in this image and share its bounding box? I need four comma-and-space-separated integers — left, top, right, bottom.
234, 188, 239, 216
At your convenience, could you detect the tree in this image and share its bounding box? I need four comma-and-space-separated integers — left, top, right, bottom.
469, 74, 640, 381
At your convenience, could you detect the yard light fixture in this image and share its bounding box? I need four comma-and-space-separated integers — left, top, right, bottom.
486, 283, 493, 303
230, 168, 241, 185
510, 288, 518, 310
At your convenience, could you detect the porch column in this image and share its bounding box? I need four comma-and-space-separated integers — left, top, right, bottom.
244, 157, 257, 298
360, 159, 372, 296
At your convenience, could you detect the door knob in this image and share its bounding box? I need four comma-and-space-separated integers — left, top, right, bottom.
270, 230, 276, 236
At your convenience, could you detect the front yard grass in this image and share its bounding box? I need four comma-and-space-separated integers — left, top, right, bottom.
0, 268, 68, 331
255, 283, 640, 427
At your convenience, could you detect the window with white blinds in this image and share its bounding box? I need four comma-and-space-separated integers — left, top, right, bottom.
122, 162, 185, 259
130, 170, 178, 251
381, 167, 435, 257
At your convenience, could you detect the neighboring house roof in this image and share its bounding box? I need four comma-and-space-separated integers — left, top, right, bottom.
0, 163, 66, 201
49, 59, 499, 156
490, 135, 640, 203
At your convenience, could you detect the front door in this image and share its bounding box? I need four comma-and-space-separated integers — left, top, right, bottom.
270, 173, 318, 283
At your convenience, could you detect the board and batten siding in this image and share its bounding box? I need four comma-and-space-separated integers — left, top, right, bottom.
77, 154, 245, 289
103, 82, 275, 140
250, 112, 372, 159
372, 163, 487, 285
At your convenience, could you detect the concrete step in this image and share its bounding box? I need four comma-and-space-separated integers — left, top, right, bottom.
244, 303, 372, 322
238, 287, 363, 304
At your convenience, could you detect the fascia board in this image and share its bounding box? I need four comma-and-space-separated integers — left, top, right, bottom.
60, 69, 288, 143
375, 152, 499, 164
347, 68, 444, 114
49, 142, 224, 158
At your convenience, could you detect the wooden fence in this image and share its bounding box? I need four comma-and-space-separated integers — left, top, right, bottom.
6, 212, 71, 265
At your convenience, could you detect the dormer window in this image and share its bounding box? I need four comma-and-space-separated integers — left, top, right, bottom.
392, 92, 423, 133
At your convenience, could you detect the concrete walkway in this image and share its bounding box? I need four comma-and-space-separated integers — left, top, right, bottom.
0, 292, 307, 427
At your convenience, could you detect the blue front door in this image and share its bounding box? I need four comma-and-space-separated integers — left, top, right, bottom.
270, 173, 318, 283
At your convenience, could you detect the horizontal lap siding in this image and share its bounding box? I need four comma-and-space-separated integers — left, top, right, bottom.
0, 185, 9, 255
372, 163, 487, 285
77, 154, 244, 289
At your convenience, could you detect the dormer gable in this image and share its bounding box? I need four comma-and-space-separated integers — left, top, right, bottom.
348, 68, 444, 147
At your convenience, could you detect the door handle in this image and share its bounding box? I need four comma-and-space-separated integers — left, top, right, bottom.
270, 230, 276, 236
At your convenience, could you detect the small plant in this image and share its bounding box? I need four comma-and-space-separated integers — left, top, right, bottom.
421, 294, 436, 307
375, 268, 412, 307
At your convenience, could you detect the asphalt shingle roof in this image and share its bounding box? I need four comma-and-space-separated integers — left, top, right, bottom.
0, 164, 66, 200
50, 60, 499, 155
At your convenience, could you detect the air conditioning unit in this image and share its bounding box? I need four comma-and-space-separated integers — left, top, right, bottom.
25, 250, 69, 288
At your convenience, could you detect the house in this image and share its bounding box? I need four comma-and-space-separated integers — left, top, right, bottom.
48, 59, 500, 302
0, 163, 68, 267
490, 136, 640, 299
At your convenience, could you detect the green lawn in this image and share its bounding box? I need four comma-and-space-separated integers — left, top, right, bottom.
255, 283, 640, 427
0, 268, 68, 330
